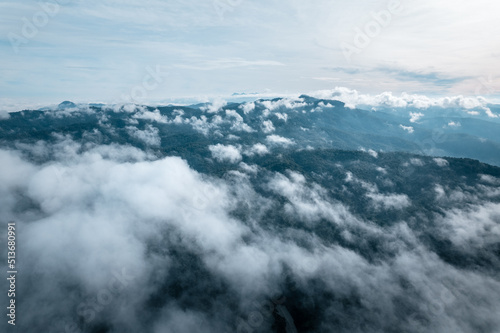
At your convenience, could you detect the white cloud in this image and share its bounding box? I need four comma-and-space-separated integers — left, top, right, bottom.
485, 108, 499, 118
133, 108, 169, 123
360, 148, 379, 158
366, 192, 411, 210
240, 102, 256, 114
226, 109, 255, 132
153, 306, 228, 333
126, 124, 161, 146
209, 144, 242, 163
261, 120, 275, 133
268, 171, 358, 225
2, 138, 500, 332
400, 125, 414, 133
346, 170, 411, 210
435, 184, 446, 200
244, 143, 269, 157
410, 112, 424, 123
201, 99, 227, 113
345, 171, 354, 182
1, 145, 252, 315
318, 101, 334, 108
239, 162, 259, 174
367, 149, 378, 158
439, 202, 500, 251
259, 98, 307, 111
410, 158, 425, 166
266, 135, 295, 147
434, 158, 449, 167
113, 104, 139, 113
479, 174, 500, 185
274, 112, 288, 122
0, 109, 10, 119
309, 87, 495, 112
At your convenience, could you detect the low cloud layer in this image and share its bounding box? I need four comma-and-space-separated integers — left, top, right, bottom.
1, 98, 500, 333
310, 87, 498, 117
0, 133, 499, 332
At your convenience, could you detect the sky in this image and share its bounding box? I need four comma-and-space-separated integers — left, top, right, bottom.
1, 0, 499, 107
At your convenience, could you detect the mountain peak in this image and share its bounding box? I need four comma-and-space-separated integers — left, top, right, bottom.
58, 101, 77, 109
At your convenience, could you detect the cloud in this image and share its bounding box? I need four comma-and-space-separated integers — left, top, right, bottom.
244, 143, 269, 157
240, 102, 255, 114
153, 306, 229, 333
375, 67, 472, 86
132, 108, 169, 123
410, 112, 424, 123
447, 121, 461, 127
259, 98, 307, 111
410, 158, 425, 166
187, 115, 219, 136
261, 119, 275, 133
267, 171, 358, 225
126, 124, 161, 146
174, 59, 286, 71
2, 99, 500, 332
485, 108, 499, 118
239, 162, 259, 174
361, 148, 378, 158
438, 202, 500, 253
345, 170, 411, 210
201, 99, 227, 113
3, 0, 500, 330
434, 158, 449, 167
2, 138, 500, 332
274, 112, 288, 122
0, 110, 11, 119
479, 174, 500, 185
2, 0, 500, 105
266, 135, 295, 147
366, 192, 411, 210
209, 144, 242, 163
400, 124, 415, 133
309, 87, 495, 112
367, 149, 378, 158
225, 109, 255, 132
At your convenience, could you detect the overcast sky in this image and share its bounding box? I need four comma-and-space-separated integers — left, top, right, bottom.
1, 0, 499, 106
